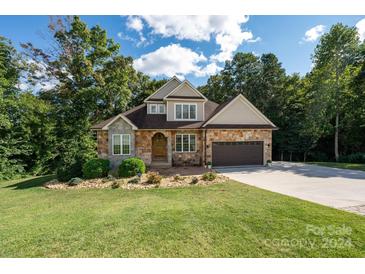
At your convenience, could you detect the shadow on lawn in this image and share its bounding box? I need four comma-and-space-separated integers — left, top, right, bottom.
5, 175, 55, 190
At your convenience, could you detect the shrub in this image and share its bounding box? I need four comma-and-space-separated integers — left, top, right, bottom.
145, 172, 162, 185
128, 177, 140, 184
111, 181, 120, 189
174, 174, 183, 181
118, 157, 146, 177
338, 153, 365, 164
106, 174, 115, 181
68, 177, 83, 186
82, 158, 110, 179
56, 160, 82, 182
190, 176, 199, 184
202, 172, 217, 181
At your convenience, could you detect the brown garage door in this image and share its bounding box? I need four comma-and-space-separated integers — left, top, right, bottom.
212, 141, 263, 166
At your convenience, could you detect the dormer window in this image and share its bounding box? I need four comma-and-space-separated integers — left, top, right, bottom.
175, 103, 197, 120
149, 104, 165, 114
150, 104, 157, 114
159, 104, 165, 113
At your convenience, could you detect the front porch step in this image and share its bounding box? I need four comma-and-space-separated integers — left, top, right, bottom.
150, 161, 172, 168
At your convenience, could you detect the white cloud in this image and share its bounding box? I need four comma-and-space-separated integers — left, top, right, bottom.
133, 43, 220, 78
125, 16, 149, 47
195, 62, 222, 77
126, 16, 144, 32
303, 25, 326, 42
247, 36, 262, 43
356, 18, 365, 41
211, 30, 253, 62
133, 15, 255, 63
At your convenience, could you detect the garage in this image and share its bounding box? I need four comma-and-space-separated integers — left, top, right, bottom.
212, 141, 263, 166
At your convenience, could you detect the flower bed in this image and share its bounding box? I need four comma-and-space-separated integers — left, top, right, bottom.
44, 173, 228, 190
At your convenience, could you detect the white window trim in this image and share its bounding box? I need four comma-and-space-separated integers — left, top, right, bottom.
158, 104, 165, 114
174, 103, 198, 121
112, 134, 131, 155
149, 103, 166, 114
175, 134, 196, 153
150, 104, 158, 114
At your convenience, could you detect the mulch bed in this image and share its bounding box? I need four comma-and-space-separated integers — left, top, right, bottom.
44, 173, 228, 190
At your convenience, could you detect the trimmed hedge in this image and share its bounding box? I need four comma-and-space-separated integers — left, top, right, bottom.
118, 157, 146, 178
56, 160, 82, 182
82, 159, 110, 179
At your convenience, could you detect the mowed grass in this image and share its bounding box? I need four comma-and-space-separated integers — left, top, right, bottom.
0, 176, 364, 257
309, 162, 365, 172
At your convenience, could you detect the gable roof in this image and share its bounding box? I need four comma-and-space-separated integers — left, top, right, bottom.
164, 80, 207, 101
92, 91, 278, 130
122, 101, 219, 129
91, 113, 138, 130
203, 94, 277, 128
144, 76, 181, 102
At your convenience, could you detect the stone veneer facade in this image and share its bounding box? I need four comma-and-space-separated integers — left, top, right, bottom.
170, 130, 203, 166
134, 130, 173, 166
96, 130, 108, 158
205, 129, 272, 165
97, 128, 272, 167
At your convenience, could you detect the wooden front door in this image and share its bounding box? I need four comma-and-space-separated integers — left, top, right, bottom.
152, 133, 167, 161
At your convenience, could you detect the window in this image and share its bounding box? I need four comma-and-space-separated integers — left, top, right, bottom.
176, 104, 182, 119
158, 104, 165, 114
112, 134, 131, 155
122, 134, 130, 155
112, 135, 121, 155
175, 104, 197, 120
175, 134, 196, 152
150, 104, 165, 114
150, 104, 157, 114
189, 104, 196, 119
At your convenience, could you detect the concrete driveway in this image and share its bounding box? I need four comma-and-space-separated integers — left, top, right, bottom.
215, 162, 365, 215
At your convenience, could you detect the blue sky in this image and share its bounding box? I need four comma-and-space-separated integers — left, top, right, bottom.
0, 15, 364, 86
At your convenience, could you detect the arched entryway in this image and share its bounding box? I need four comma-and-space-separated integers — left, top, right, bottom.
152, 132, 168, 162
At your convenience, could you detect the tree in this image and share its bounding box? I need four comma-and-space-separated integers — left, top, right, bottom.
312, 23, 360, 161
21, 16, 128, 171
0, 36, 56, 179
21, 16, 161, 177
129, 73, 167, 108
0, 36, 26, 179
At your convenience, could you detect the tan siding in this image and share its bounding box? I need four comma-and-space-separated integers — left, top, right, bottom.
148, 78, 180, 100
170, 83, 200, 97
209, 98, 269, 125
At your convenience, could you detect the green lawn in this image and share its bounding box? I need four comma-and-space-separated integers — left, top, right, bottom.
0, 176, 364, 257
309, 162, 365, 172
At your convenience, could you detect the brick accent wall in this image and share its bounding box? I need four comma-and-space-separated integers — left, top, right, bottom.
205, 129, 272, 165
96, 130, 108, 158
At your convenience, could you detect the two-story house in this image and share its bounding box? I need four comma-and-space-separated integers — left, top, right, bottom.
91, 76, 277, 168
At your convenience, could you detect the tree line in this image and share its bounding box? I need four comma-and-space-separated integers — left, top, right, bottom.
199, 23, 365, 162
1, 16, 364, 180
0, 16, 166, 179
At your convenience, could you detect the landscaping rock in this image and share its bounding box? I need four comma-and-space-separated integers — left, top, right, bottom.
43, 174, 228, 190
